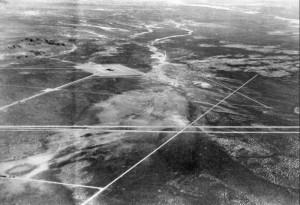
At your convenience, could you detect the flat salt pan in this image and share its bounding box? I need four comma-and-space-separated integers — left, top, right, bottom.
75, 63, 142, 77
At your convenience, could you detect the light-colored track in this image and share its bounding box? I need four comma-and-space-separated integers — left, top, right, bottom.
80, 74, 260, 205
1, 176, 103, 190
199, 75, 272, 109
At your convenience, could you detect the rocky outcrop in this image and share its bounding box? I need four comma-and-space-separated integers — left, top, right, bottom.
9, 37, 67, 49
7, 37, 74, 60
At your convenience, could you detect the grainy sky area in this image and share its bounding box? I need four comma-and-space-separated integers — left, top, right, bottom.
1, 0, 298, 17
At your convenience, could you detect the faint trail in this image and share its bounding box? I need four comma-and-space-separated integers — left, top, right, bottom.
192, 100, 216, 107
193, 100, 268, 108
80, 74, 259, 205
199, 75, 272, 109
1, 176, 103, 190
48, 43, 78, 58
82, 30, 108, 39
131, 25, 154, 38
0, 125, 298, 129
152, 27, 193, 43
0, 67, 78, 70
0, 83, 115, 96
0, 129, 297, 134
46, 57, 77, 65
0, 74, 96, 111
177, 3, 233, 11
